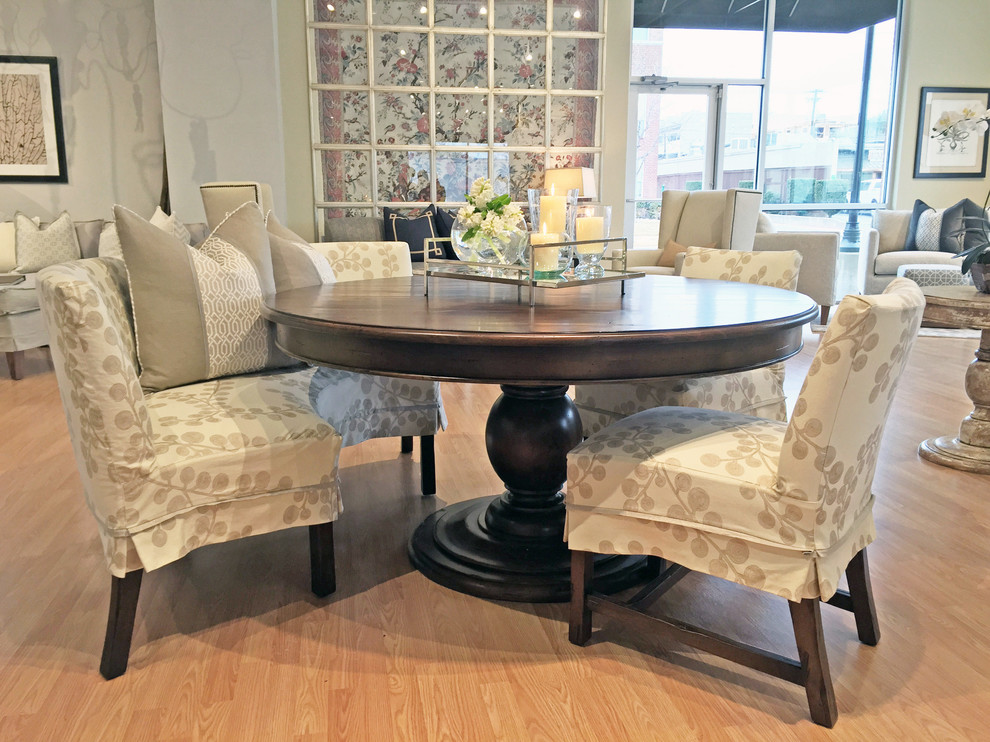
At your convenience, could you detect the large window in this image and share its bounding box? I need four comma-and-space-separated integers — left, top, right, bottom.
629, 0, 900, 249
308, 0, 606, 236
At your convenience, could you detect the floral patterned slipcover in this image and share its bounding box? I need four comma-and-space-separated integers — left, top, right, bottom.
308, 241, 447, 446
566, 279, 924, 601
38, 258, 343, 577
573, 248, 804, 436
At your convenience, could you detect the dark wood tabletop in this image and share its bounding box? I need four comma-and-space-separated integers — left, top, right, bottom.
263, 274, 819, 385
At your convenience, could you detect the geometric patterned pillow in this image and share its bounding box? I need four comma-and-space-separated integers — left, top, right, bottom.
14, 211, 81, 273
114, 204, 294, 392
149, 205, 191, 245
97, 221, 123, 259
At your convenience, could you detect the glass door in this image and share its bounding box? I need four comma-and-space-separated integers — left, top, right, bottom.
627, 84, 721, 249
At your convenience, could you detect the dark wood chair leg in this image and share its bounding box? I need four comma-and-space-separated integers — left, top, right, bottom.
6, 350, 23, 380
309, 522, 337, 598
845, 549, 880, 646
569, 550, 594, 646
400, 435, 413, 454
420, 435, 435, 496
789, 598, 838, 728
100, 569, 143, 680
820, 305, 830, 325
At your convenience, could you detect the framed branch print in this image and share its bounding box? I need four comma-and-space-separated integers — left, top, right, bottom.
914, 86, 990, 179
0, 55, 68, 183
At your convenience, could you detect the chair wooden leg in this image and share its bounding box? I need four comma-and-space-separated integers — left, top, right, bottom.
789, 598, 838, 728
845, 549, 880, 646
309, 522, 337, 598
5, 351, 23, 380
569, 550, 594, 646
820, 305, 830, 325
420, 435, 436, 496
100, 569, 143, 680
400, 435, 413, 454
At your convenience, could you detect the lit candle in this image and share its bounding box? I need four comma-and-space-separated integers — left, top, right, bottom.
575, 216, 604, 255
539, 185, 567, 235
530, 229, 562, 273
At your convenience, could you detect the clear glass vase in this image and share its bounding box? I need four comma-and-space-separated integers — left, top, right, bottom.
451, 213, 528, 267
573, 204, 612, 279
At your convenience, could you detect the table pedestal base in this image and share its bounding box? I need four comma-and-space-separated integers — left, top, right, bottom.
409, 384, 650, 602
919, 436, 990, 473
919, 328, 990, 473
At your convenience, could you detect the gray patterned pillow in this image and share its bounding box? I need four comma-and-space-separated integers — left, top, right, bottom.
115, 203, 294, 392
14, 211, 81, 273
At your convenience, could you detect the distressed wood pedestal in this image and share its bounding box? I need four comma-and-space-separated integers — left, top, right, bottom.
918, 286, 990, 473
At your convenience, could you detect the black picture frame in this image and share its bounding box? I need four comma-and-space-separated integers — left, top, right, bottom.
0, 55, 68, 183
914, 86, 990, 179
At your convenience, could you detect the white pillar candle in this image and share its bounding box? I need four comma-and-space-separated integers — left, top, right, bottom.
539, 195, 566, 234
530, 231, 562, 272
575, 216, 605, 254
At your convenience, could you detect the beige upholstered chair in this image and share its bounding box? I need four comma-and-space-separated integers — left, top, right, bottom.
573, 247, 803, 437
624, 188, 764, 276
38, 258, 343, 679
566, 279, 925, 727
200, 183, 447, 495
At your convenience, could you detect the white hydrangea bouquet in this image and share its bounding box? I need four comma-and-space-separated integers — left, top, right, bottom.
452, 178, 527, 264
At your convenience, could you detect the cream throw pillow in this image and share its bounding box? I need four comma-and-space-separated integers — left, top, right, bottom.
14, 211, 81, 273
115, 202, 295, 392
658, 238, 715, 268
150, 206, 191, 245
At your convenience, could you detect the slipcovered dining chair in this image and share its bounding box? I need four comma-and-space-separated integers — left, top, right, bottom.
573, 247, 803, 437
565, 278, 925, 727
201, 182, 447, 495
37, 258, 343, 679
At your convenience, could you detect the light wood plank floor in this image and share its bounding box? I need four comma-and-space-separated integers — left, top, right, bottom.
1, 331, 988, 741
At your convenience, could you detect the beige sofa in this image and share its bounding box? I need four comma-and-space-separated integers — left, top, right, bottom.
1, 218, 206, 379
859, 209, 963, 294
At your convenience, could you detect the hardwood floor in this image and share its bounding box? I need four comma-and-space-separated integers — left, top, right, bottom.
1, 332, 988, 741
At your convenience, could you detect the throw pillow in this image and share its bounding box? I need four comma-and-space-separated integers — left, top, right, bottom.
98, 222, 123, 259
658, 239, 715, 268
114, 203, 293, 392
325, 215, 385, 242
383, 207, 443, 261
14, 211, 81, 273
432, 205, 459, 259
265, 211, 310, 245
150, 205, 191, 245
905, 198, 984, 253
0, 221, 15, 272
268, 232, 336, 293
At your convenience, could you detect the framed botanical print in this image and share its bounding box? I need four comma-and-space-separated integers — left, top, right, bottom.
0, 55, 68, 183
914, 86, 990, 179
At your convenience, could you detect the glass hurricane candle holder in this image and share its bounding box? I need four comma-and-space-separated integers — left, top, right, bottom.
527, 187, 579, 239
528, 231, 572, 279
573, 204, 612, 279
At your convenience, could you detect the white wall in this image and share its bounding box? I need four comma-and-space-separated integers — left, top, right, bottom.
153, 0, 288, 224
0, 0, 164, 221
889, 0, 990, 210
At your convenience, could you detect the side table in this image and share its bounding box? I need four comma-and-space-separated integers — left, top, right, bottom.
918, 285, 990, 473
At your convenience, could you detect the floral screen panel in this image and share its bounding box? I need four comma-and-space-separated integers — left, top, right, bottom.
310, 0, 604, 233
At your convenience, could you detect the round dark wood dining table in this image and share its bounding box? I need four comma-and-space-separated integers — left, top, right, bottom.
263, 274, 818, 603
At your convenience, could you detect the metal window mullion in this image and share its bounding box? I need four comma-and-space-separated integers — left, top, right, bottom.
756, 0, 776, 193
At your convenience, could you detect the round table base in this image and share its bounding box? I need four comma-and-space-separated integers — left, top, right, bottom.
919, 436, 990, 474
409, 495, 651, 603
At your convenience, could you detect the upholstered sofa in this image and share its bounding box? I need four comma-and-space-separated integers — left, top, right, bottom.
859, 209, 964, 294
1, 215, 207, 379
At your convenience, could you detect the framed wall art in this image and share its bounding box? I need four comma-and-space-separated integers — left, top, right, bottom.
0, 55, 68, 183
914, 86, 990, 179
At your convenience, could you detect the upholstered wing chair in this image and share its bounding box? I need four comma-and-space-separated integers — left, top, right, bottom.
573, 247, 803, 437
38, 258, 342, 679
566, 278, 926, 726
